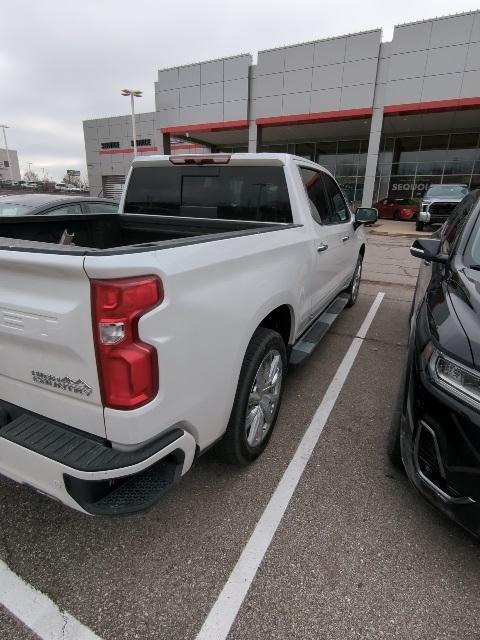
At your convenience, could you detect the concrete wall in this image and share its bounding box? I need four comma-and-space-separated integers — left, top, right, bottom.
379, 12, 480, 107
0, 149, 20, 181
250, 30, 381, 119
83, 112, 161, 196
155, 54, 252, 128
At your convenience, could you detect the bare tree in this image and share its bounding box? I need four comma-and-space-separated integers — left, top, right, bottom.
24, 169, 39, 181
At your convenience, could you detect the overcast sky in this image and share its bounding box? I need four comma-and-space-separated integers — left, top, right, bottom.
1, 0, 478, 181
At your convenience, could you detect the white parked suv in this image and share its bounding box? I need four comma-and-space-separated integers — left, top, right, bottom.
0, 153, 376, 515
416, 183, 469, 231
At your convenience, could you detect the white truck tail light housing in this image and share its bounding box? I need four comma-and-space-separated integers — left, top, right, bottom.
169, 154, 231, 165
91, 276, 163, 410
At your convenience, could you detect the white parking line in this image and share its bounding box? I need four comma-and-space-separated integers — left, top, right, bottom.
0, 559, 101, 640
196, 292, 385, 640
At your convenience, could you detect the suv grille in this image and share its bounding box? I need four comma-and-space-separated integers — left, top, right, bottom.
429, 202, 457, 218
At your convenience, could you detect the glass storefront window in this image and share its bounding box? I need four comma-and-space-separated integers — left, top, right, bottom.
316, 141, 337, 173
442, 175, 471, 187
391, 162, 417, 175
336, 164, 357, 177
376, 163, 391, 179
317, 141, 337, 155
374, 177, 390, 202
378, 132, 480, 200
358, 141, 368, 172
419, 134, 449, 153
444, 160, 475, 175
416, 161, 443, 175
354, 179, 364, 203
394, 136, 421, 163
383, 138, 394, 152
449, 132, 479, 152
262, 144, 288, 153
336, 178, 357, 204
337, 140, 360, 166
295, 143, 315, 161
471, 175, 480, 190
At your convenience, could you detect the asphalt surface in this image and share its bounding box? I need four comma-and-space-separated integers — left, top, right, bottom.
1, 230, 479, 640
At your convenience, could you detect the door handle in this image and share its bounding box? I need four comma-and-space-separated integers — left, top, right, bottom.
317, 243, 328, 252
342, 235, 350, 242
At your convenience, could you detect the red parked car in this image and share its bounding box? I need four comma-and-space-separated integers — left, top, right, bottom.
373, 198, 418, 220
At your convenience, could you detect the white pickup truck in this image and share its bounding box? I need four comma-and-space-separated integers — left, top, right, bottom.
0, 153, 376, 515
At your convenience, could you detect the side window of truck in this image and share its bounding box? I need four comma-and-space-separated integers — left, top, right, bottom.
321, 174, 351, 223
300, 168, 336, 225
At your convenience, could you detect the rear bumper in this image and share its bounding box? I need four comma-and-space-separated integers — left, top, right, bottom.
0, 401, 196, 515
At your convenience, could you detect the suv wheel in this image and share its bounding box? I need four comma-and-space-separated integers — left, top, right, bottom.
387, 356, 409, 470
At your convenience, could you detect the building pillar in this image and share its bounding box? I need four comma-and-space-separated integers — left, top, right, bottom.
248, 121, 261, 153
362, 107, 383, 207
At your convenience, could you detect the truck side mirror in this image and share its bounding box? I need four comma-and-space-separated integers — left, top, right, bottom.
410, 238, 448, 263
355, 207, 378, 225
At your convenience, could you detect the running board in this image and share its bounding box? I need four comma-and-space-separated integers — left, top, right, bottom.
290, 294, 349, 366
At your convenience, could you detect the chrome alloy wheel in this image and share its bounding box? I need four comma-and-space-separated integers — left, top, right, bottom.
351, 257, 362, 302
245, 349, 283, 447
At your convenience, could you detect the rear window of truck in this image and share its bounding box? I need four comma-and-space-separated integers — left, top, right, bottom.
124, 166, 293, 223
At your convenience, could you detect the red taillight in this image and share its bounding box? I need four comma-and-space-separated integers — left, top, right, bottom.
169, 154, 231, 165
91, 276, 163, 410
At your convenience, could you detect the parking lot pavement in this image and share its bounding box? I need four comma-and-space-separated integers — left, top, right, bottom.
363, 231, 419, 287
369, 220, 431, 238
0, 606, 34, 640
1, 238, 480, 640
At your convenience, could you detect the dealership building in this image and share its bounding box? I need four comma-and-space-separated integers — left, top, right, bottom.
84, 10, 480, 205
0, 149, 20, 182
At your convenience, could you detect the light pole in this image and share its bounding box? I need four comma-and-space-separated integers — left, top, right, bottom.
121, 89, 142, 157
0, 125, 14, 182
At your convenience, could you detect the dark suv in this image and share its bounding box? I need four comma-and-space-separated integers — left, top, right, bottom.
388, 190, 480, 537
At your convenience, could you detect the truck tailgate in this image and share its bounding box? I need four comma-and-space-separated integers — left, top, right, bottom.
0, 250, 105, 438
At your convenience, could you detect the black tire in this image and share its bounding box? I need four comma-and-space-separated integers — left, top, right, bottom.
387, 357, 409, 470
416, 221, 424, 232
345, 253, 363, 307
393, 210, 400, 221
215, 328, 287, 465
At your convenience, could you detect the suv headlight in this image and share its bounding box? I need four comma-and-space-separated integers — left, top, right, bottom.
428, 347, 480, 408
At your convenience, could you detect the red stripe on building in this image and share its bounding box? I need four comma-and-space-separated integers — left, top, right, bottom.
384, 97, 480, 116
161, 120, 249, 134
98, 146, 158, 155
256, 108, 373, 128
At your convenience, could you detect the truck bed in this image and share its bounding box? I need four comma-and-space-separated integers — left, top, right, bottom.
0, 213, 290, 255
